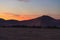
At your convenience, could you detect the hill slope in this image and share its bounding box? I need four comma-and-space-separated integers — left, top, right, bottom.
0, 15, 60, 27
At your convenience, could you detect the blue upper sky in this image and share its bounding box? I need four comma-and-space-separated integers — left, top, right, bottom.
0, 0, 60, 19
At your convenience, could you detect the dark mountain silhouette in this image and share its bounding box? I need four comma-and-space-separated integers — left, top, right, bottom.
36, 15, 56, 27
0, 18, 6, 26
56, 19, 60, 27
0, 15, 60, 28
20, 15, 57, 27
0, 18, 5, 22
4, 20, 21, 27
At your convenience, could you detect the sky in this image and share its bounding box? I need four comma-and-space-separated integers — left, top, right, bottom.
0, 0, 60, 20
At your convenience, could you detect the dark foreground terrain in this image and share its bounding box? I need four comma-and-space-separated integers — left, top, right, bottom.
0, 28, 60, 40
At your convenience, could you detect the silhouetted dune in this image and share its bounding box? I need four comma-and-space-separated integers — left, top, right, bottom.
0, 15, 60, 28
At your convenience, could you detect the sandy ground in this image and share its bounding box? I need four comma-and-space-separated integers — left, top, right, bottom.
0, 28, 60, 40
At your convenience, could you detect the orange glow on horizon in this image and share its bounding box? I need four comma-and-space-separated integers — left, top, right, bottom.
0, 12, 38, 21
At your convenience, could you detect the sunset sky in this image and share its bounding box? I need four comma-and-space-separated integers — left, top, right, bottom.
0, 0, 60, 21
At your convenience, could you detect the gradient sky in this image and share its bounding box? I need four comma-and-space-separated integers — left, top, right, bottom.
0, 0, 60, 20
